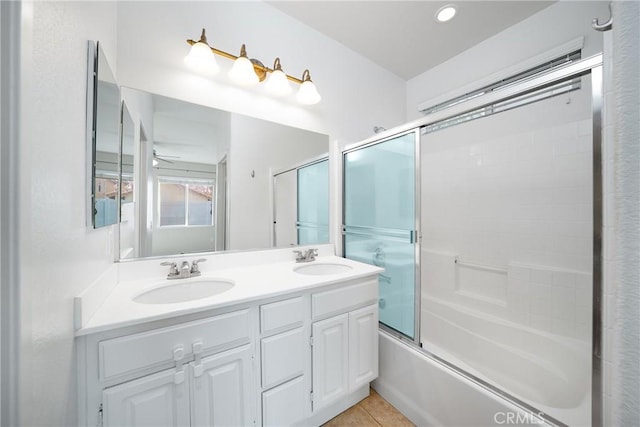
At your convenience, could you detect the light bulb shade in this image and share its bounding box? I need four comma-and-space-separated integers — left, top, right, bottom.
297, 80, 321, 105
229, 56, 259, 86
265, 69, 292, 96
184, 42, 219, 75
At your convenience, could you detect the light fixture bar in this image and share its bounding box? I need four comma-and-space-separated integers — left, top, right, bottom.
186, 38, 304, 84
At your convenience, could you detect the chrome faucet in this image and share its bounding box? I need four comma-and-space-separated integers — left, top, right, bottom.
293, 248, 318, 263
161, 258, 207, 279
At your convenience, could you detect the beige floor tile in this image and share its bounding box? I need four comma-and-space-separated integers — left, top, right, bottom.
322, 404, 381, 427
360, 389, 415, 427
322, 389, 414, 427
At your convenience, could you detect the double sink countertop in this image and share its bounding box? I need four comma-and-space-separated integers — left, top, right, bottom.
75, 245, 383, 337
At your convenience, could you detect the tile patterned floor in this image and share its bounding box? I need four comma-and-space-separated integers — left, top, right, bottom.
322, 388, 415, 427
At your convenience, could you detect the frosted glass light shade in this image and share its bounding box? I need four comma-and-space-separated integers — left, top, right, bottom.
229, 56, 259, 86
297, 80, 321, 105
265, 69, 292, 96
435, 5, 457, 22
184, 42, 219, 75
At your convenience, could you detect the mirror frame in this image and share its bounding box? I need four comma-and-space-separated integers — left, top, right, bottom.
85, 40, 96, 227
86, 40, 120, 229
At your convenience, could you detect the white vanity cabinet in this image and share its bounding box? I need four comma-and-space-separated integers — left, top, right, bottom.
102, 344, 254, 427
259, 296, 312, 427
79, 308, 256, 427
102, 367, 190, 426
77, 270, 380, 427
311, 278, 379, 413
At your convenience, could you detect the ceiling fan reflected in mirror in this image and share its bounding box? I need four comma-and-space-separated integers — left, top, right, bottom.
152, 149, 180, 166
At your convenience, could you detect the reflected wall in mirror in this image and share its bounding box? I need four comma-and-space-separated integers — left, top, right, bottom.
119, 88, 329, 260
119, 103, 135, 258
86, 41, 120, 228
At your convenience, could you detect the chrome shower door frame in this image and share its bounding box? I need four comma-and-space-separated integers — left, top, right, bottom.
342, 53, 604, 427
342, 127, 422, 345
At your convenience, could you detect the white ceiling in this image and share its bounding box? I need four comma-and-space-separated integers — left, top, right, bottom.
268, 1, 555, 80
151, 93, 230, 165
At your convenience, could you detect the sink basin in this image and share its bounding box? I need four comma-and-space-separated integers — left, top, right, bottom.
133, 279, 234, 304
293, 263, 353, 276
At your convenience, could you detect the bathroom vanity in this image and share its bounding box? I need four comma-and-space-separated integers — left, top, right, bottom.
75, 245, 382, 426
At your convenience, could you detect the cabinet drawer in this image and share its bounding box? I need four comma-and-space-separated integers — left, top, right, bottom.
99, 309, 250, 381
261, 327, 306, 389
260, 296, 304, 334
312, 278, 378, 320
262, 376, 309, 427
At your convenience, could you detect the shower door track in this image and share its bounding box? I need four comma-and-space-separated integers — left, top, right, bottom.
343, 53, 604, 427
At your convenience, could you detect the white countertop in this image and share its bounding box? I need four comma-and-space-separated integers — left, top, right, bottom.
76, 254, 382, 336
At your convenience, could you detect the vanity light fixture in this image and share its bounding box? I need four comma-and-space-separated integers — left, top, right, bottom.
435, 4, 457, 22
228, 44, 260, 86
185, 29, 321, 104
265, 58, 292, 96
296, 70, 322, 105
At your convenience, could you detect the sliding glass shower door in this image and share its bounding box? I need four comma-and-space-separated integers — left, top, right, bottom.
298, 159, 329, 245
343, 131, 419, 340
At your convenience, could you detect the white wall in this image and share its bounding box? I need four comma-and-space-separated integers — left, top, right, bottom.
406, 1, 608, 121
122, 87, 155, 258
152, 226, 215, 256
604, 2, 640, 425
121, 87, 155, 258
228, 114, 328, 250
116, 1, 407, 146
18, 2, 118, 425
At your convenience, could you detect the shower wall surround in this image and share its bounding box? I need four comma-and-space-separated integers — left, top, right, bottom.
420, 76, 594, 426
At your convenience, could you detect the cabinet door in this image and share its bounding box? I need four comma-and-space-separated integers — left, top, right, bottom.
349, 304, 379, 390
102, 369, 190, 427
311, 313, 348, 412
191, 345, 254, 427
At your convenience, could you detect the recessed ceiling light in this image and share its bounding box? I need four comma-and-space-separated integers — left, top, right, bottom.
435, 4, 457, 23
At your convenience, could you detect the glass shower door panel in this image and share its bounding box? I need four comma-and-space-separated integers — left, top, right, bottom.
296, 160, 329, 245
297, 160, 329, 245
343, 132, 416, 339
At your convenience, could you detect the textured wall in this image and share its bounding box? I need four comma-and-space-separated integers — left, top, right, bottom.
608, 1, 640, 425
19, 2, 118, 425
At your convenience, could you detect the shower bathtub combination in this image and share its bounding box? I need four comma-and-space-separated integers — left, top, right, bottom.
343, 53, 602, 427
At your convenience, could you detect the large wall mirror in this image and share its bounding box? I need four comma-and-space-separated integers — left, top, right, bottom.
86, 41, 120, 228
119, 87, 329, 260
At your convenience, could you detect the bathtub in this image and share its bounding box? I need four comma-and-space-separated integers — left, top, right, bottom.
373, 297, 591, 426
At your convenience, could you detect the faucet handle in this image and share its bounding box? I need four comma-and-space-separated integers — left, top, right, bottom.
308, 248, 319, 260
293, 250, 304, 262
191, 258, 207, 274
160, 261, 179, 277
